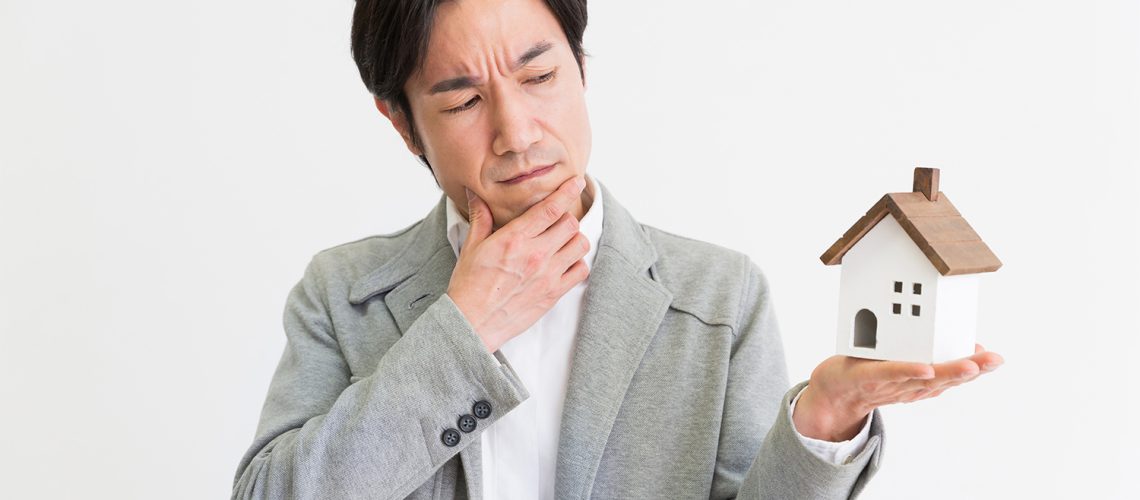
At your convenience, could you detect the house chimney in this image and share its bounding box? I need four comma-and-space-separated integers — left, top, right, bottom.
913, 167, 940, 201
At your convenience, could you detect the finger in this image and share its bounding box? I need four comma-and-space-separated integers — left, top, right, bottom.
967, 344, 1002, 370
858, 360, 935, 382
938, 351, 1002, 379
973, 350, 1004, 372
556, 258, 590, 293
893, 376, 953, 398
921, 372, 980, 394
551, 231, 590, 274
515, 176, 586, 237
465, 187, 493, 246
931, 358, 981, 382
537, 212, 581, 256
900, 361, 982, 393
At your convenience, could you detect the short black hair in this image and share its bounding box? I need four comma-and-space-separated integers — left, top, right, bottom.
350, 0, 588, 169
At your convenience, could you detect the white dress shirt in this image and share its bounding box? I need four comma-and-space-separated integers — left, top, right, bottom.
444, 174, 872, 499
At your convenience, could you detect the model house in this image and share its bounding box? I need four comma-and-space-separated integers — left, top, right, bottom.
819, 167, 1001, 364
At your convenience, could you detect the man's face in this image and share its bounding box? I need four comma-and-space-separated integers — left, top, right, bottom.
387, 0, 591, 228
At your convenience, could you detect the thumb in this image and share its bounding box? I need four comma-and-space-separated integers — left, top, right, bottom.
465, 187, 492, 245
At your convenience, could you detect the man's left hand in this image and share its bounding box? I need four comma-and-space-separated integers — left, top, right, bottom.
793, 344, 1003, 442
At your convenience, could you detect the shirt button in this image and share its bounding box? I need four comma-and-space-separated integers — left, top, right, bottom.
458, 414, 477, 433
473, 400, 492, 419
441, 428, 461, 447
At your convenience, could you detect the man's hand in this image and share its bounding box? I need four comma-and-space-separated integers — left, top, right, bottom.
447, 176, 591, 353
793, 344, 1004, 442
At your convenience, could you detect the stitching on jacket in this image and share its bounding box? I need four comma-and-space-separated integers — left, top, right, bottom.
733, 256, 754, 341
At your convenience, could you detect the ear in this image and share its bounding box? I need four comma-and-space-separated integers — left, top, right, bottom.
374, 97, 424, 156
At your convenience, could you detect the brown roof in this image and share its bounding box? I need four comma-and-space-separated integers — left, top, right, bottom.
819, 168, 1002, 276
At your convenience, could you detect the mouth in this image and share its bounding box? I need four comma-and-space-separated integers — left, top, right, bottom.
500, 164, 556, 185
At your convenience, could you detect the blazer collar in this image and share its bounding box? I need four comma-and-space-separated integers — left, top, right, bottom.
348, 181, 673, 500
347, 198, 452, 306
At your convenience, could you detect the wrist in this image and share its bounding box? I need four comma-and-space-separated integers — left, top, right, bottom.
479, 331, 502, 353
793, 385, 870, 442
446, 290, 499, 353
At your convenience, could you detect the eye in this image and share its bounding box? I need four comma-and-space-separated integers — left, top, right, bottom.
527, 69, 557, 84
446, 95, 481, 114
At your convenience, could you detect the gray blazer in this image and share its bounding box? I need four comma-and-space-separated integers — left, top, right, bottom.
231, 182, 884, 499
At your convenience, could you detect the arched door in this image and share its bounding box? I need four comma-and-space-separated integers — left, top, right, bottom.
853, 308, 877, 348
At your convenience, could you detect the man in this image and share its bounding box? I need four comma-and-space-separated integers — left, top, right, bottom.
231, 0, 1003, 498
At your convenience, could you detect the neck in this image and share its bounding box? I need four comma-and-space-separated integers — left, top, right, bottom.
575, 176, 596, 220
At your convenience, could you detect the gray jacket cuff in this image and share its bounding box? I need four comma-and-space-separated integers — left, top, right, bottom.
741, 380, 885, 499
398, 293, 531, 465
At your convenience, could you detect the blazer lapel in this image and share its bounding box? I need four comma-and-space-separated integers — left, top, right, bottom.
383, 245, 456, 334
555, 183, 673, 499
348, 195, 454, 334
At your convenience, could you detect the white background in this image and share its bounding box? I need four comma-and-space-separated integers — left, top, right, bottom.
2, 1, 1137, 498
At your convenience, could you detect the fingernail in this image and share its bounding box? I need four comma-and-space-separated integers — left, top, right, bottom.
465, 187, 475, 202
981, 362, 1000, 372
575, 177, 586, 190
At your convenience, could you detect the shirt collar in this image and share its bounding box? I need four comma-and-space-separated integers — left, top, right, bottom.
445, 174, 604, 270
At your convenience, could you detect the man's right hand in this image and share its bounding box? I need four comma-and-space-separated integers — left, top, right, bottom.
446, 176, 591, 353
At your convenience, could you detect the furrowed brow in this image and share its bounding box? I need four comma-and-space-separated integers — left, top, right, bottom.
511, 40, 553, 71
427, 40, 554, 95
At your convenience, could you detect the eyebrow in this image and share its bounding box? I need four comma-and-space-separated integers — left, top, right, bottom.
428, 40, 555, 95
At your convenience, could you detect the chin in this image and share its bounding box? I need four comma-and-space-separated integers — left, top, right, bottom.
486, 203, 521, 229
488, 193, 547, 228
490, 169, 577, 224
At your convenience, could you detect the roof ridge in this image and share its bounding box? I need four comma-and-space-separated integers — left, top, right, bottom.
820, 170, 1001, 276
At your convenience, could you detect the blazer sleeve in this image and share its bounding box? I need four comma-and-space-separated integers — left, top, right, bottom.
231, 256, 530, 500
716, 259, 884, 500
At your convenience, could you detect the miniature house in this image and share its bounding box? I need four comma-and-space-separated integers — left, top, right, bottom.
820, 167, 1001, 364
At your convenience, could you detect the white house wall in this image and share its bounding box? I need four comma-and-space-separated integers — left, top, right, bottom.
932, 274, 980, 362
836, 215, 941, 363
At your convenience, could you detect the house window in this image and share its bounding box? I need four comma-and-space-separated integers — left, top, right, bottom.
892, 303, 901, 315
893, 281, 903, 293
912, 305, 921, 316
913, 283, 922, 295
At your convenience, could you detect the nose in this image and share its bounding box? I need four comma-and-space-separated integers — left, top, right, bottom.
491, 87, 543, 156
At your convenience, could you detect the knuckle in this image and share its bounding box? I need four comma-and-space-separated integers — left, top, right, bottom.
525, 251, 545, 274
543, 202, 562, 222
502, 235, 524, 258
573, 262, 589, 281
566, 214, 579, 231
532, 274, 552, 292
540, 294, 558, 309
577, 234, 590, 253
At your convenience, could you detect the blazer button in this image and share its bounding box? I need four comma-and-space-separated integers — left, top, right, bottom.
473, 400, 492, 419
458, 414, 477, 433
441, 428, 461, 447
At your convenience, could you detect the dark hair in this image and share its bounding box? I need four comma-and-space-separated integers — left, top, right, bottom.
350, 0, 588, 170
